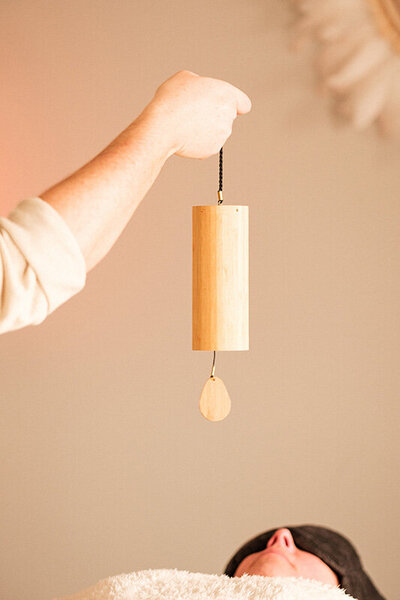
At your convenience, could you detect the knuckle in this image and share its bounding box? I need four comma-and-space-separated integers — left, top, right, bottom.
179, 69, 196, 78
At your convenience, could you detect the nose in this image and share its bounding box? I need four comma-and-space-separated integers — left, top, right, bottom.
267, 528, 296, 552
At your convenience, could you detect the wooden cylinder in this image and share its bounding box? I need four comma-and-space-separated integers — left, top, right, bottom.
192, 205, 249, 351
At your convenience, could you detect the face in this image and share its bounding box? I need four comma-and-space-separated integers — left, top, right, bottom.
234, 528, 339, 587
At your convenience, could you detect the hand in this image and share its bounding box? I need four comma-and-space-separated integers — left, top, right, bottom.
143, 70, 252, 159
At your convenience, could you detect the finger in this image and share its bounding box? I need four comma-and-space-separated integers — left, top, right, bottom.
235, 87, 252, 115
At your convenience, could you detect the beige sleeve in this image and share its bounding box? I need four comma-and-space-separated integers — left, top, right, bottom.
0, 197, 86, 334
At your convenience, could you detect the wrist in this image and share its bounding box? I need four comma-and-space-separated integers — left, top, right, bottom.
135, 101, 180, 160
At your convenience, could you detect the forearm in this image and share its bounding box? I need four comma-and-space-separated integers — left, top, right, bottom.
39, 70, 251, 273
40, 106, 174, 271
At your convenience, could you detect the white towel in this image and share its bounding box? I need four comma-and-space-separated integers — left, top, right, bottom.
56, 569, 357, 600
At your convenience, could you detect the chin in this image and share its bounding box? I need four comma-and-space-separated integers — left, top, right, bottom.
248, 556, 296, 579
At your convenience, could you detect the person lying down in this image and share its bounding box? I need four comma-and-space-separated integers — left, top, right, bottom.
57, 524, 386, 600
224, 525, 385, 600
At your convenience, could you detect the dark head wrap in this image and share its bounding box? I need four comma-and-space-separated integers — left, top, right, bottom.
224, 525, 386, 600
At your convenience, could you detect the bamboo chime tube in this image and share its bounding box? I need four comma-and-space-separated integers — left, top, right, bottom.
192, 205, 249, 351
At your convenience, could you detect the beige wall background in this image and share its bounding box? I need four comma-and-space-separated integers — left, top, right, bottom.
0, 1, 399, 599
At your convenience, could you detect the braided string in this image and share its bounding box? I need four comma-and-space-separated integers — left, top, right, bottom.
218, 147, 223, 204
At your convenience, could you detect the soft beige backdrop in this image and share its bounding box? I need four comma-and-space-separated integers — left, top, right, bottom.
0, 2, 399, 599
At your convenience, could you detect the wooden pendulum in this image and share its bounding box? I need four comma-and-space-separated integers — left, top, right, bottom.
192, 147, 249, 421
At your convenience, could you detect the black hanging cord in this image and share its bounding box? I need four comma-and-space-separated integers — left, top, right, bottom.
217, 147, 223, 204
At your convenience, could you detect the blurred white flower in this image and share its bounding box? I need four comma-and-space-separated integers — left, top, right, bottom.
292, 0, 400, 135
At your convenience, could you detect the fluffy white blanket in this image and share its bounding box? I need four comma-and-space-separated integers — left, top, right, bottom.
56, 569, 357, 600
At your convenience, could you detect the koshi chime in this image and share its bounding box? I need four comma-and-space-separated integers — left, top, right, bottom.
193, 147, 249, 421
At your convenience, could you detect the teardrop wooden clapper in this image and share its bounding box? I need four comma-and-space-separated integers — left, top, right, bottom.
193, 147, 249, 422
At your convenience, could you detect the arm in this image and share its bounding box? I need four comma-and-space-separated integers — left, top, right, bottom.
40, 70, 252, 271
40, 107, 173, 272
0, 70, 251, 333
